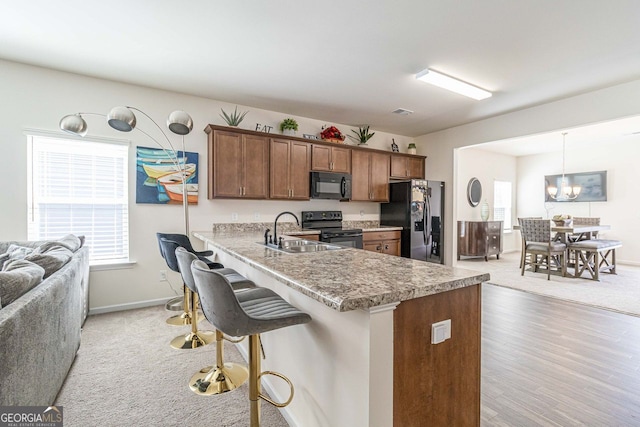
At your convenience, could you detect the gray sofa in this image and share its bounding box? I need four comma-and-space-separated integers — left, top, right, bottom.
0, 236, 90, 406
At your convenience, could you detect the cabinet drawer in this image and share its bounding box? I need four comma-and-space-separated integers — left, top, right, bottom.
487, 222, 502, 232
363, 230, 401, 242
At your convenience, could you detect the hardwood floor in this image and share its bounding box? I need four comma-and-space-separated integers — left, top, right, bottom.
482, 283, 640, 426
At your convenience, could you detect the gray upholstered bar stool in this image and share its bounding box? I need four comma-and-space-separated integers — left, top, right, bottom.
163, 242, 254, 350
175, 247, 256, 392
191, 260, 311, 427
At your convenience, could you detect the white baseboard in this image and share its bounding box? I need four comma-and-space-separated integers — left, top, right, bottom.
89, 297, 174, 315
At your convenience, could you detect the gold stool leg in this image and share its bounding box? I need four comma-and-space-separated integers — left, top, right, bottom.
249, 334, 261, 427
171, 290, 215, 349
166, 284, 204, 326
189, 330, 249, 395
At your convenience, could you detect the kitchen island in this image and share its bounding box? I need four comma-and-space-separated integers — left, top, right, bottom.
193, 231, 489, 427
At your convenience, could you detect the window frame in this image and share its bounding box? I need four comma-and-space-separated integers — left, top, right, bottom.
493, 180, 513, 232
27, 132, 130, 265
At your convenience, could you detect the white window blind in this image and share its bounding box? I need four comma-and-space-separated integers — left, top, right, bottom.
28, 135, 129, 263
493, 181, 512, 232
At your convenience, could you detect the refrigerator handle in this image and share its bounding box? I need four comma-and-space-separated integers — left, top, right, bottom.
423, 195, 429, 245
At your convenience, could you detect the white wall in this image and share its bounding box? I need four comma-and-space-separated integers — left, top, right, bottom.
414, 78, 640, 266
516, 138, 640, 263
0, 59, 414, 310
457, 148, 518, 253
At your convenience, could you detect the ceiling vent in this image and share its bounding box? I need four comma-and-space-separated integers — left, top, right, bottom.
392, 108, 413, 115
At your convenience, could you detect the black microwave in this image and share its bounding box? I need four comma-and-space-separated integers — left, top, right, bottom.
310, 172, 352, 200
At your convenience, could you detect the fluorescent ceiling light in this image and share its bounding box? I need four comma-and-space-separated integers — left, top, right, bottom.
416, 69, 492, 100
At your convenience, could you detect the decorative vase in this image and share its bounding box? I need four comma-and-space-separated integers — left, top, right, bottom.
480, 200, 490, 221
407, 143, 417, 155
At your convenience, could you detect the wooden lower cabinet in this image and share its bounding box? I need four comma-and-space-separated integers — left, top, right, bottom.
457, 220, 503, 261
363, 230, 401, 256
285, 233, 319, 241
394, 285, 481, 426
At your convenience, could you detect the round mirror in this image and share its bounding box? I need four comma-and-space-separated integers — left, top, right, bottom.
467, 178, 482, 207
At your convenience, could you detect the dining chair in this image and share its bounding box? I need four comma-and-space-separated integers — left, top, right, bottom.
520, 218, 567, 280
570, 217, 601, 240
517, 217, 542, 269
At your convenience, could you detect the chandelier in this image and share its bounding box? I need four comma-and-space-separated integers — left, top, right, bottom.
547, 132, 581, 201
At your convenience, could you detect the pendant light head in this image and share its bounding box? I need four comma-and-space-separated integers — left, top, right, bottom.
167, 110, 193, 135
59, 114, 88, 137
107, 106, 137, 132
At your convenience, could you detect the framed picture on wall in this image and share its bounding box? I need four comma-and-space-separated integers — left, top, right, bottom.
136, 146, 199, 204
544, 170, 607, 202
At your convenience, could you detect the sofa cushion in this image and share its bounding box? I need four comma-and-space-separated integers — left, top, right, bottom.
25, 245, 73, 279
5, 244, 35, 261
37, 234, 83, 254
0, 259, 45, 306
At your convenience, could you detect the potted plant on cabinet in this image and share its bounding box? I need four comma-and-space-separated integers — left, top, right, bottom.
220, 106, 249, 127
280, 118, 298, 136
348, 125, 375, 146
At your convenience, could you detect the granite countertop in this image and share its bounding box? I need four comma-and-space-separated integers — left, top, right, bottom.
193, 231, 490, 312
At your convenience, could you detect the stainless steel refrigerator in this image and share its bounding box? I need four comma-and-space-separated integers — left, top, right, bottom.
380, 180, 445, 264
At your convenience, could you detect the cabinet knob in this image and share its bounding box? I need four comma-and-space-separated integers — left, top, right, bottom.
384, 245, 389, 250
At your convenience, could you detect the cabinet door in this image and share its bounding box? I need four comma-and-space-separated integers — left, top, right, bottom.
269, 138, 291, 199
390, 155, 409, 178
242, 134, 269, 199
289, 141, 311, 199
370, 152, 390, 202
364, 241, 382, 253
350, 150, 371, 201
331, 146, 351, 173
407, 157, 425, 179
382, 240, 401, 256
311, 145, 332, 171
211, 130, 243, 198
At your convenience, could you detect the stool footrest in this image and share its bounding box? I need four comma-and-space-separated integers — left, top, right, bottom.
258, 370, 294, 408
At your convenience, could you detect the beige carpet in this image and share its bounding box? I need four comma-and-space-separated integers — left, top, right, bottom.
457, 251, 640, 317
55, 306, 288, 427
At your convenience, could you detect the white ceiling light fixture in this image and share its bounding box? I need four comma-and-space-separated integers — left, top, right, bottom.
416, 69, 492, 100
547, 132, 581, 201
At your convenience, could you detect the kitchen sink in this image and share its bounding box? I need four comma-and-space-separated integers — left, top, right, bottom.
258, 240, 343, 254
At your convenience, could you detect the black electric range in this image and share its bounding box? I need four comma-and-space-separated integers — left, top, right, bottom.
301, 211, 363, 249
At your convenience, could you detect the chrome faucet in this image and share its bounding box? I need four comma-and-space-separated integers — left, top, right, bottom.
273, 211, 300, 244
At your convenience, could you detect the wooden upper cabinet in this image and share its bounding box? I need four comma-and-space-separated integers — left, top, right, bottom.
207, 128, 269, 199
311, 144, 351, 173
390, 154, 425, 179
351, 150, 390, 202
270, 139, 310, 200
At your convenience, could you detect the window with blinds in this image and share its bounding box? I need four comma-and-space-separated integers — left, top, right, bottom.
27, 134, 129, 263
493, 180, 512, 232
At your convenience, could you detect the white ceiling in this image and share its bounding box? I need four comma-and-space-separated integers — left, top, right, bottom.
2, 1, 640, 139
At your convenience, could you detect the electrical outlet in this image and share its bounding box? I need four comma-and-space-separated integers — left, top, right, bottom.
159, 270, 167, 282
254, 212, 261, 220
231, 213, 238, 221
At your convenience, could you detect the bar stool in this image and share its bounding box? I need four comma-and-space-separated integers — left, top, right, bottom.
163, 242, 254, 350
175, 248, 256, 392
191, 260, 311, 426
157, 232, 223, 326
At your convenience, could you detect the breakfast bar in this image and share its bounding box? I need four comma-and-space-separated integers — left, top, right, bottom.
193, 231, 490, 427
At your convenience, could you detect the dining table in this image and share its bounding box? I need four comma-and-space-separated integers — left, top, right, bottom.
551, 224, 611, 243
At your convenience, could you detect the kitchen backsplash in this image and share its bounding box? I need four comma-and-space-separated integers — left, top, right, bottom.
211, 220, 381, 233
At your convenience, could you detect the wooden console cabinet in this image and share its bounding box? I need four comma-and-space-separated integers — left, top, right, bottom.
457, 220, 503, 261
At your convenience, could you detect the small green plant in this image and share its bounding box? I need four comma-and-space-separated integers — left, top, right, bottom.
280, 118, 299, 132
220, 106, 248, 126
348, 125, 375, 144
